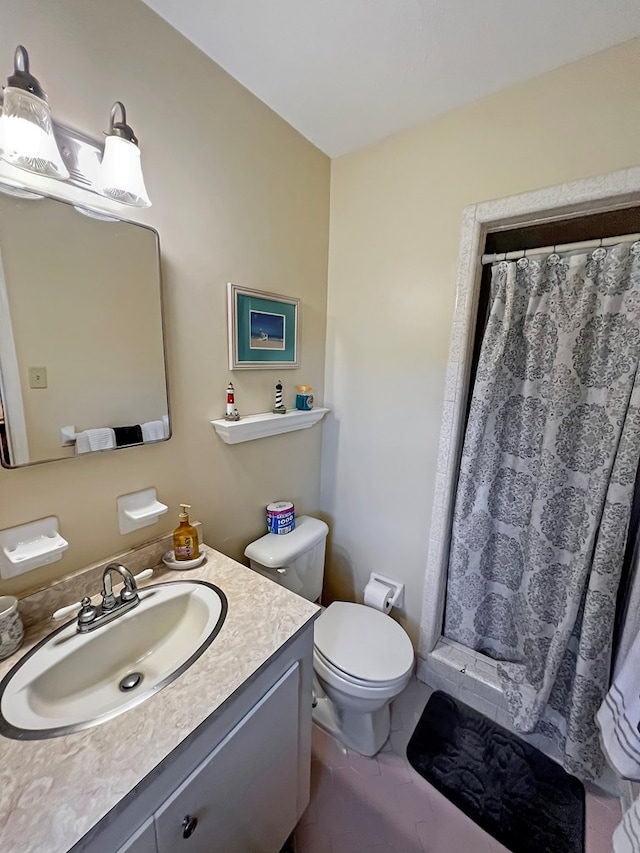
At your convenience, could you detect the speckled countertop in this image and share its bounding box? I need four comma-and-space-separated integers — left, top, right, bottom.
0, 542, 318, 853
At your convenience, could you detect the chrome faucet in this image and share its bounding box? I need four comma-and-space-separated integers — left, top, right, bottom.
76, 563, 140, 633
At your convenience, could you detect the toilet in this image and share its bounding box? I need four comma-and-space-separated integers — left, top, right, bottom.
244, 515, 414, 756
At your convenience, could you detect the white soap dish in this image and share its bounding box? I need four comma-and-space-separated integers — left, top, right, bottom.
0, 517, 69, 579
162, 550, 206, 571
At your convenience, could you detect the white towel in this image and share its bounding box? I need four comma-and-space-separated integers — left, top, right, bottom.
162, 414, 170, 438
75, 428, 116, 454
596, 625, 640, 780
614, 796, 640, 852
141, 420, 165, 442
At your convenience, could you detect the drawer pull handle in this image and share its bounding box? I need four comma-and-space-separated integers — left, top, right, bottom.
182, 815, 198, 839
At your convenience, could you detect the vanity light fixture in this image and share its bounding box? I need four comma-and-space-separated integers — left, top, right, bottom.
0, 183, 44, 200
0, 46, 69, 180
100, 101, 151, 208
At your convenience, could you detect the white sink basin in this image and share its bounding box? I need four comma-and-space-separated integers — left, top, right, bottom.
0, 581, 227, 739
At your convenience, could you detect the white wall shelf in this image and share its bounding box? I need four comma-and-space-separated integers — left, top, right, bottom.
211, 407, 329, 445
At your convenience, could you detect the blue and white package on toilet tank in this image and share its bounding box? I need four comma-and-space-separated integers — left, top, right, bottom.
266, 501, 295, 535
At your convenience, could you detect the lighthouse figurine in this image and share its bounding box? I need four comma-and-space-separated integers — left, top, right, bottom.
224, 382, 240, 421
272, 380, 286, 414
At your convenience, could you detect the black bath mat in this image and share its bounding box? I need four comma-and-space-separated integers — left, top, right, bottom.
406, 691, 585, 853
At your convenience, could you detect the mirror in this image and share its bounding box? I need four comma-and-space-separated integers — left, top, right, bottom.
0, 190, 169, 467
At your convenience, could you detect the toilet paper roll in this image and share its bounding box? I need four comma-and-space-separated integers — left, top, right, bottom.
363, 579, 393, 613
266, 501, 295, 535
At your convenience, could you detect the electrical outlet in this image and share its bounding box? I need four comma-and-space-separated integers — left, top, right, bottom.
28, 367, 47, 389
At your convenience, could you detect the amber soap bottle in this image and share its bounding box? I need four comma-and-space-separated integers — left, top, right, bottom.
173, 504, 199, 561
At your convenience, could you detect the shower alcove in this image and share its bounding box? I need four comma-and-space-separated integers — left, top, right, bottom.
416, 165, 640, 789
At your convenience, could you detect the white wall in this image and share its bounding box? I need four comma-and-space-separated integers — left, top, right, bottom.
0, 0, 330, 596
322, 38, 640, 645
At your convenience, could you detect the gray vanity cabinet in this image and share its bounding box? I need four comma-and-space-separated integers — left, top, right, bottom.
154, 663, 299, 852
116, 819, 156, 853
83, 625, 314, 853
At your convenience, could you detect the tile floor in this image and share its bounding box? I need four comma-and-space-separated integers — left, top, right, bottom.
293, 678, 621, 853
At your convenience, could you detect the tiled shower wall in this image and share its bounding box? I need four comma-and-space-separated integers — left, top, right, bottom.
420, 637, 619, 795
420, 638, 563, 762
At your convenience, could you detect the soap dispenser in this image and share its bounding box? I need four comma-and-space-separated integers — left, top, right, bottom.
173, 504, 199, 561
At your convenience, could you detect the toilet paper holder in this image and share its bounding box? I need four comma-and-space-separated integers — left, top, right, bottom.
366, 572, 405, 610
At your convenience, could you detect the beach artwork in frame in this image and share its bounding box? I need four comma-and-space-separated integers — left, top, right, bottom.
227, 283, 299, 369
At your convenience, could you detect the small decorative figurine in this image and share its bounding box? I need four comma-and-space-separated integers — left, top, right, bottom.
272, 379, 287, 414
224, 382, 240, 421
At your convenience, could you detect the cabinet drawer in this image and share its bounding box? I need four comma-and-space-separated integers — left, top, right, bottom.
155, 662, 300, 853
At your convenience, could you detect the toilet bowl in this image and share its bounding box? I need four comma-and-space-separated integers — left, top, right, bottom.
244, 516, 415, 755
312, 600, 414, 754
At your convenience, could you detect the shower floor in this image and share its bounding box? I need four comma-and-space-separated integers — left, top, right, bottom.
293, 677, 620, 853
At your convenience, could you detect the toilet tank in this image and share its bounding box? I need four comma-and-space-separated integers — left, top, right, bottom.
244, 515, 329, 602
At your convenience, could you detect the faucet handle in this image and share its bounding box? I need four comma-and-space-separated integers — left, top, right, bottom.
77, 597, 98, 626
114, 567, 151, 603
120, 585, 138, 603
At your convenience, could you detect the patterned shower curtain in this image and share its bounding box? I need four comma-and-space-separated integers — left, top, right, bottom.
444, 242, 640, 780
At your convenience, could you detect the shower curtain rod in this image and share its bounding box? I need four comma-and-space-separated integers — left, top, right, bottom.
481, 231, 640, 265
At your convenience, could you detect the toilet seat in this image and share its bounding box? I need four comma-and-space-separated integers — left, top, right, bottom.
314, 646, 411, 691
314, 601, 414, 686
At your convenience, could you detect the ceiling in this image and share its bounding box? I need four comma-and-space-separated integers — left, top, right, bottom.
142, 0, 640, 158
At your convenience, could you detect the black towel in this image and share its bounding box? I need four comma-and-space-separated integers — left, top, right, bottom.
113, 425, 143, 447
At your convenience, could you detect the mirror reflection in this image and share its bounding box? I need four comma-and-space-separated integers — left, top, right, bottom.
0, 190, 169, 467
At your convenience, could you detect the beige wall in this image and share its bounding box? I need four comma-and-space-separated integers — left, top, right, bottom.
0, 0, 329, 595
322, 38, 640, 645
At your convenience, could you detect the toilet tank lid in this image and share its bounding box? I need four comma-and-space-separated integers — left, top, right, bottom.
244, 515, 329, 568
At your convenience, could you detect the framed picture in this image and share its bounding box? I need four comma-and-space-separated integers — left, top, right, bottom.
227, 283, 299, 369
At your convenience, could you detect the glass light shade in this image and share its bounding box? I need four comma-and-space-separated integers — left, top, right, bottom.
100, 135, 151, 207
0, 87, 69, 179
